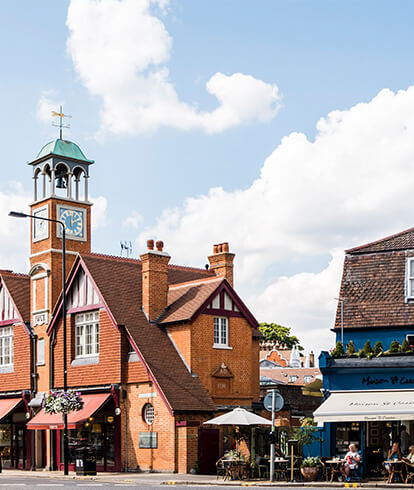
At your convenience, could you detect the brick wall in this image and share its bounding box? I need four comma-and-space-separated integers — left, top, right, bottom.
121, 382, 176, 472
53, 309, 122, 387
0, 323, 31, 391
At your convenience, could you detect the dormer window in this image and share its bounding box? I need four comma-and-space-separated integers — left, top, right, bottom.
213, 317, 229, 348
407, 258, 414, 300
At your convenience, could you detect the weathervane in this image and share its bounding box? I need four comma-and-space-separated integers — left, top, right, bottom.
52, 105, 72, 140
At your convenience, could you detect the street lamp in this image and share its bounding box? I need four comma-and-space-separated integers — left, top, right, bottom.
9, 211, 69, 475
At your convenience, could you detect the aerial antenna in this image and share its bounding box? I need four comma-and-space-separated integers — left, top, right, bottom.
120, 241, 133, 258
52, 105, 72, 140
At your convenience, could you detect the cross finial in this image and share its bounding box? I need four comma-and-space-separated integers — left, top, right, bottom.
52, 105, 72, 140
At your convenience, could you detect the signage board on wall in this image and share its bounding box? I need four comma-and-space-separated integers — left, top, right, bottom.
139, 432, 157, 449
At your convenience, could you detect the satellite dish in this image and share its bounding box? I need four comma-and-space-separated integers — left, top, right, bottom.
264, 391, 284, 412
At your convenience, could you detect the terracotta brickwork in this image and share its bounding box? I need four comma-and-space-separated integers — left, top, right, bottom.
207, 243, 235, 287
168, 314, 260, 406
53, 309, 122, 388
121, 383, 176, 472
0, 323, 31, 391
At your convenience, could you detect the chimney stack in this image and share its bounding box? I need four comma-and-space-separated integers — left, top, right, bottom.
207, 242, 235, 287
140, 239, 170, 321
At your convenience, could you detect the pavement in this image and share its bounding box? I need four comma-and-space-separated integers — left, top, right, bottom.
0, 470, 414, 487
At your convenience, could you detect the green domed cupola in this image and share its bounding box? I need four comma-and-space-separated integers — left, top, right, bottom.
29, 138, 94, 204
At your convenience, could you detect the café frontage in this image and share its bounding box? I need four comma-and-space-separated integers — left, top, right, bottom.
315, 353, 414, 477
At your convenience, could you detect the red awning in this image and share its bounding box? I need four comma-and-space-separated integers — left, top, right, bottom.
27, 393, 111, 430
0, 398, 23, 421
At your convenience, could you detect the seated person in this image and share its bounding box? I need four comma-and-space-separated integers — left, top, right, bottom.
385, 442, 402, 471
403, 445, 414, 464
342, 443, 361, 481
275, 443, 285, 458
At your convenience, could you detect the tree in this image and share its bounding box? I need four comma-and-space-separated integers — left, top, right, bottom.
259, 323, 303, 350
293, 418, 323, 457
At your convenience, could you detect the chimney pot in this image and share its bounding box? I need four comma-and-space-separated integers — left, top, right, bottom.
218, 244, 223, 253
147, 239, 154, 250
213, 244, 219, 254
222, 242, 229, 252
156, 240, 164, 252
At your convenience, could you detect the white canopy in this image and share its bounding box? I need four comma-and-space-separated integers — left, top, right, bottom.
204, 407, 272, 426
314, 390, 414, 423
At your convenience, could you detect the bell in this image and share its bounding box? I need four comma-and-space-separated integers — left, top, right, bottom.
56, 174, 67, 189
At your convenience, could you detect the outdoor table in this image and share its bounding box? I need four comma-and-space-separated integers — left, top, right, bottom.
325, 459, 343, 482
223, 459, 249, 480
384, 459, 405, 483
271, 458, 289, 481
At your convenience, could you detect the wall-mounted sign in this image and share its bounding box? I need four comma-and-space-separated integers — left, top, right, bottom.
138, 392, 157, 399
362, 376, 414, 386
139, 432, 157, 449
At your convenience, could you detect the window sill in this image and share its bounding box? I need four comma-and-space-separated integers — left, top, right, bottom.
213, 345, 232, 350
0, 365, 13, 374
36, 362, 45, 366
71, 356, 99, 366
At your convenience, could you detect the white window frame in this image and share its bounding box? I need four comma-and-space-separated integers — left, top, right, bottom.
0, 327, 13, 367
37, 338, 45, 365
143, 403, 155, 425
304, 375, 312, 384
75, 311, 99, 358
406, 258, 414, 300
213, 317, 231, 349
288, 375, 298, 383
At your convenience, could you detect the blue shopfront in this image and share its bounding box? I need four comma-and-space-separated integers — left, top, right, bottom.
314, 351, 414, 477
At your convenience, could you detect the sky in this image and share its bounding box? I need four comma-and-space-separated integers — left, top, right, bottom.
1, 0, 414, 355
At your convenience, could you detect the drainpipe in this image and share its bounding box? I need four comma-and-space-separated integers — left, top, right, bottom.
29, 328, 37, 471
123, 388, 128, 472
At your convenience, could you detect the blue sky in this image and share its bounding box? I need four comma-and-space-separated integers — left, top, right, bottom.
2, 1, 414, 352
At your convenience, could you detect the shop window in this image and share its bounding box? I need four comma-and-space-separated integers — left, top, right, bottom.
0, 327, 13, 366
304, 375, 312, 383
213, 317, 229, 348
75, 311, 99, 358
37, 338, 45, 365
143, 403, 155, 425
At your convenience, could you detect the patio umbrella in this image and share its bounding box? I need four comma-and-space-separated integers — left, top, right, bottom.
204, 407, 272, 426
204, 407, 272, 462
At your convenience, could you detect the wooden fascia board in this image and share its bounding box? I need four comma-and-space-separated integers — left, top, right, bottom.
0, 277, 30, 337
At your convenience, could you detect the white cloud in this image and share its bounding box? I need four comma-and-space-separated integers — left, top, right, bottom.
138, 86, 414, 353
123, 211, 144, 230
91, 195, 108, 230
36, 91, 63, 124
66, 0, 281, 135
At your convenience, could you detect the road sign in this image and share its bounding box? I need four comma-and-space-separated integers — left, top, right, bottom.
264, 391, 284, 412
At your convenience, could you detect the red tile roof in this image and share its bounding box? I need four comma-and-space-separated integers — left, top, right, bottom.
79, 254, 216, 412
0, 270, 30, 323
346, 227, 414, 254
159, 277, 224, 324
260, 367, 321, 386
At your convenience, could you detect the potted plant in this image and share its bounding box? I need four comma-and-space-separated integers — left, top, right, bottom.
300, 456, 321, 481
42, 389, 83, 414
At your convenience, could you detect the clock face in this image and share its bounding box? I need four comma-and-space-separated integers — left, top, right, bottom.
58, 207, 85, 238
33, 206, 49, 242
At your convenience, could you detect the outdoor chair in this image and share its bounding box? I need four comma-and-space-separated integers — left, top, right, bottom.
254, 456, 269, 479
405, 462, 414, 484
216, 457, 228, 480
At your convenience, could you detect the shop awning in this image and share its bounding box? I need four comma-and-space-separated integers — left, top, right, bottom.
0, 398, 23, 421
314, 390, 414, 423
27, 393, 111, 430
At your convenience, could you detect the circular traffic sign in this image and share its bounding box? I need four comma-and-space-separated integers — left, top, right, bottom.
264, 391, 284, 412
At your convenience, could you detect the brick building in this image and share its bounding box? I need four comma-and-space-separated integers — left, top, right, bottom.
0, 138, 260, 473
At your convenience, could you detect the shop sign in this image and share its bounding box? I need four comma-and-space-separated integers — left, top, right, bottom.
139, 432, 157, 449
362, 375, 414, 386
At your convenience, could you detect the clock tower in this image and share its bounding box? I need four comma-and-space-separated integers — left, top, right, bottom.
28, 138, 93, 392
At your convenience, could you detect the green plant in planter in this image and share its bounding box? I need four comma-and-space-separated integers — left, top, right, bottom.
347, 340, 357, 356
331, 341, 345, 358
301, 457, 321, 468
362, 340, 374, 359
389, 340, 401, 353
402, 339, 410, 353
374, 341, 383, 356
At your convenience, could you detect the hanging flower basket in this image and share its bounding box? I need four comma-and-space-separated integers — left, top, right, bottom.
42, 390, 83, 415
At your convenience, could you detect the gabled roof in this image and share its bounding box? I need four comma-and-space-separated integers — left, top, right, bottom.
346, 227, 414, 255
159, 277, 260, 336
50, 253, 216, 413
0, 270, 30, 324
